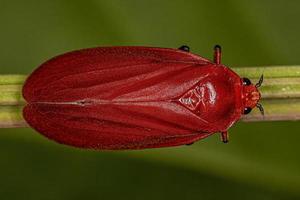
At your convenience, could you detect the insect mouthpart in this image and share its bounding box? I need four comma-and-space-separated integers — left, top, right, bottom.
251, 91, 260, 101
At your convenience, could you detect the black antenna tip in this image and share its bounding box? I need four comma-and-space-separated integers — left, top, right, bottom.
214, 45, 221, 51
255, 74, 264, 88
256, 103, 265, 116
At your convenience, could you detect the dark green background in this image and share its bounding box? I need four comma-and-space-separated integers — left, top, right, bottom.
1, 0, 300, 199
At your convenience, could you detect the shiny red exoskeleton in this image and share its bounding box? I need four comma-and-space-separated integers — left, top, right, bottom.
22, 45, 263, 150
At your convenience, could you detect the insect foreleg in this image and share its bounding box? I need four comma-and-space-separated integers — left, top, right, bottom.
220, 131, 229, 143
178, 45, 190, 52
214, 45, 222, 65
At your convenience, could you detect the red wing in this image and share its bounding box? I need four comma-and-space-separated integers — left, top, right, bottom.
23, 46, 211, 102
23, 46, 215, 149
23, 103, 213, 150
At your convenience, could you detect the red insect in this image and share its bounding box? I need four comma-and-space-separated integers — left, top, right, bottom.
22, 45, 263, 150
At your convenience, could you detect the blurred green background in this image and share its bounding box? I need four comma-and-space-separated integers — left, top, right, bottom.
1, 0, 300, 199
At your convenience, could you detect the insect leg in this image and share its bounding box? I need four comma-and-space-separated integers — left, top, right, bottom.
214, 45, 222, 65
178, 45, 190, 52
186, 142, 194, 146
220, 131, 229, 143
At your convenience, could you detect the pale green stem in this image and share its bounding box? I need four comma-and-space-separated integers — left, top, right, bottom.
0, 75, 26, 128
0, 65, 300, 127
233, 66, 300, 121
0, 106, 27, 128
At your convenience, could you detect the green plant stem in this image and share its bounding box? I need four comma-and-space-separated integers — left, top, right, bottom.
233, 66, 300, 121
0, 75, 26, 128
0, 106, 27, 128
0, 65, 300, 127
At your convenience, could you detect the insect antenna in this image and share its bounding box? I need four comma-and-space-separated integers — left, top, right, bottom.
255, 74, 264, 88
256, 103, 264, 116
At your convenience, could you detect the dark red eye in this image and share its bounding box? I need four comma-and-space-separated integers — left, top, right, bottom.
242, 78, 251, 86
243, 107, 252, 115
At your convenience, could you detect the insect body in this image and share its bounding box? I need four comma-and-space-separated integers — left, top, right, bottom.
22, 45, 263, 150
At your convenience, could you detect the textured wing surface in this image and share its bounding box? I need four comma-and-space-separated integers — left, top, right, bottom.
23, 103, 213, 149
23, 47, 215, 149
23, 46, 211, 102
